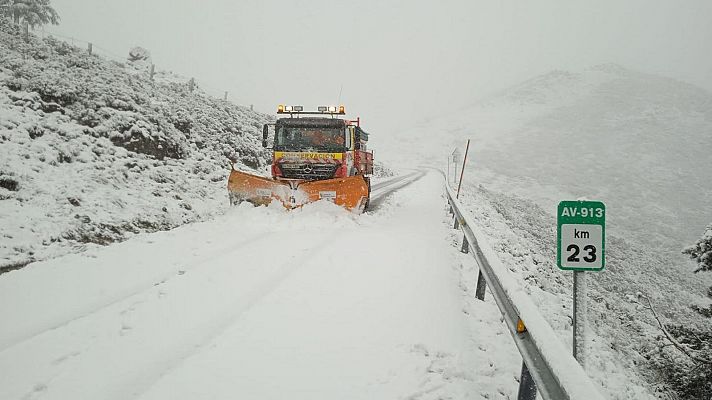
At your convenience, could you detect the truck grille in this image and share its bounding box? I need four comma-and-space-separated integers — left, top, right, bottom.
279, 163, 339, 180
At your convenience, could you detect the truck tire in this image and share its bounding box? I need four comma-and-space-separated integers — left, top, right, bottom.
363, 177, 371, 211
228, 192, 239, 206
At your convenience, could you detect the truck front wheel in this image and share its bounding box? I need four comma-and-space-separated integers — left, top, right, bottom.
363, 177, 371, 211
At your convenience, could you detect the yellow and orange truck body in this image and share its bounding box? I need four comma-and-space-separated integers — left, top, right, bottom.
227, 106, 373, 212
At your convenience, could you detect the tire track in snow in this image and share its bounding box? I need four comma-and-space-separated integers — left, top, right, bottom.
0, 231, 272, 355
1, 231, 336, 400
131, 235, 337, 400
368, 170, 426, 210
135, 172, 482, 400
4, 172, 435, 400
371, 170, 423, 192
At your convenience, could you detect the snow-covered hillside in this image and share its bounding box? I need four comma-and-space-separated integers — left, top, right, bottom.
399, 65, 712, 397
395, 64, 712, 255
0, 21, 273, 269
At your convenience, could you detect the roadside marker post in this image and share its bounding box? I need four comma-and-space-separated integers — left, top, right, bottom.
556, 200, 605, 366
451, 148, 460, 186
447, 156, 451, 187
456, 139, 470, 199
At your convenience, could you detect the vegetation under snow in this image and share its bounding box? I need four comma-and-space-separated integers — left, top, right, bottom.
0, 19, 272, 269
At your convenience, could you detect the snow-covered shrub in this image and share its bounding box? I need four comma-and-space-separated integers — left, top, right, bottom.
683, 224, 712, 273
169, 109, 193, 134
0, 19, 271, 163
26, 123, 45, 139
9, 66, 82, 106
128, 47, 151, 62
0, 174, 19, 191
682, 224, 712, 318
649, 325, 712, 399
644, 225, 712, 398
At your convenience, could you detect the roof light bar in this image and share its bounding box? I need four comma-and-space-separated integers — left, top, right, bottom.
277, 105, 345, 115
317, 105, 345, 114
278, 105, 304, 113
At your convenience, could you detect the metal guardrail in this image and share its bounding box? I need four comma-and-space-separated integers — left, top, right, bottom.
445, 182, 606, 400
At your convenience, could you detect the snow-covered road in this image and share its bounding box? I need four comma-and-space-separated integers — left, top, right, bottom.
0, 171, 520, 400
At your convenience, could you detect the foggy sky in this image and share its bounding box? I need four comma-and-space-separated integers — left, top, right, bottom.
46, 0, 712, 136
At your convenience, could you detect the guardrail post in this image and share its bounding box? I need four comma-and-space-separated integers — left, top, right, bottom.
475, 270, 487, 300
443, 182, 606, 399
460, 234, 469, 253
517, 361, 537, 400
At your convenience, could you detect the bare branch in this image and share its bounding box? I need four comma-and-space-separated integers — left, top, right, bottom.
640, 294, 712, 365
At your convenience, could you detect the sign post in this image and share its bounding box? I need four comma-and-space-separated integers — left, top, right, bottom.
557, 200, 605, 366
451, 148, 461, 186
456, 139, 470, 199
572, 271, 587, 363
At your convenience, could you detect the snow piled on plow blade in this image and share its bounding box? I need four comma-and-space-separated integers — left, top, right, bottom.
227, 169, 369, 212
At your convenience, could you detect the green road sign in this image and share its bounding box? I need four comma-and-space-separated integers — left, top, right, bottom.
557, 201, 605, 271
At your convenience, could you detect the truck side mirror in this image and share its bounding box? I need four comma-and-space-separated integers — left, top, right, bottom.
262, 124, 269, 148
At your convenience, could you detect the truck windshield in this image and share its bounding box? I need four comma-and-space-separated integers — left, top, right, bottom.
275, 126, 346, 152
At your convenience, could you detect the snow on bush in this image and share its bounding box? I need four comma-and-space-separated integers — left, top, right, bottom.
0, 19, 273, 268
457, 185, 712, 398
128, 46, 151, 62
684, 224, 712, 273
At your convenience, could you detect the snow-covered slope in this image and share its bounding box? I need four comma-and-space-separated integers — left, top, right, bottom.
399, 64, 712, 254
0, 21, 273, 268
400, 65, 712, 397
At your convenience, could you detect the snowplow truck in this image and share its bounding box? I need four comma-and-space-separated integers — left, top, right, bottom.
227, 105, 374, 212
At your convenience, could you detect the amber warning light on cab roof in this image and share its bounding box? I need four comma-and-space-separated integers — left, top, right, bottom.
277, 104, 345, 115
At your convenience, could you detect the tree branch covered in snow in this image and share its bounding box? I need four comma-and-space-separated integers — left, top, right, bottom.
639, 292, 712, 398
639, 293, 711, 365
0, 0, 59, 28
683, 223, 712, 273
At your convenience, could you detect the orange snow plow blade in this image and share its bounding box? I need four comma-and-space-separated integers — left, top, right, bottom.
227, 169, 369, 212
298, 176, 369, 211
227, 169, 289, 207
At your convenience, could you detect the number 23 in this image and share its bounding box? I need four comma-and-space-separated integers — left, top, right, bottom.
566, 244, 596, 262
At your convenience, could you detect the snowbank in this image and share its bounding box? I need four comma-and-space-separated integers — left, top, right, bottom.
0, 20, 273, 268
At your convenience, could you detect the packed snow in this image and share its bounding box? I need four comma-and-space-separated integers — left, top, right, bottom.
0, 172, 531, 400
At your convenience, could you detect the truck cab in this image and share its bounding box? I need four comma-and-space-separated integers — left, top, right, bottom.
263, 106, 373, 183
